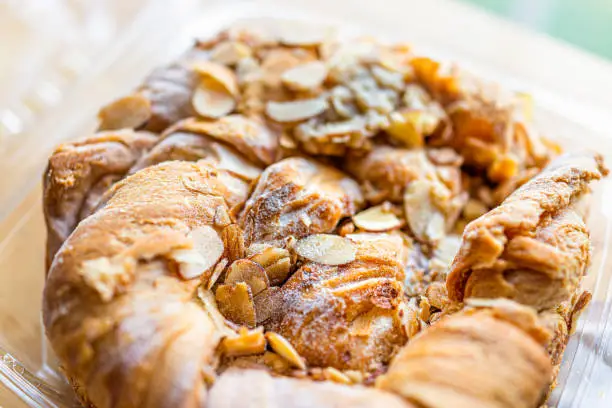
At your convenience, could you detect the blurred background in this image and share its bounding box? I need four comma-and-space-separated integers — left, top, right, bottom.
460, 0, 612, 60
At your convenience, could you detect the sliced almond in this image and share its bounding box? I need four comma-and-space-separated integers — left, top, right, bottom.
193, 61, 239, 96
278, 24, 333, 47
263, 351, 292, 373
323, 367, 352, 385
403, 180, 446, 243
210, 41, 253, 66
265, 97, 328, 123
192, 79, 236, 119
225, 259, 269, 296
249, 246, 293, 285
222, 224, 246, 262
206, 257, 228, 290
295, 234, 356, 265
215, 282, 256, 327
98, 93, 151, 130
343, 370, 365, 384
220, 327, 266, 357
172, 226, 224, 280
265, 332, 306, 370
352, 204, 402, 232
214, 206, 232, 228
281, 61, 328, 91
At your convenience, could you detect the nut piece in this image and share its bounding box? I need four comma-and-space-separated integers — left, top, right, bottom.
192, 61, 239, 96
352, 204, 402, 232
323, 367, 352, 385
281, 61, 328, 91
192, 79, 236, 119
215, 282, 256, 327
210, 41, 253, 66
249, 247, 292, 285
220, 327, 267, 357
222, 224, 246, 262
206, 257, 229, 290
295, 234, 356, 265
265, 332, 307, 370
98, 93, 151, 130
225, 259, 270, 296
172, 226, 224, 280
403, 180, 446, 243
253, 287, 281, 324
265, 97, 328, 123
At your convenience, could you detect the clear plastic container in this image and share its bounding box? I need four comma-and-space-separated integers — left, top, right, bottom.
1, 0, 612, 406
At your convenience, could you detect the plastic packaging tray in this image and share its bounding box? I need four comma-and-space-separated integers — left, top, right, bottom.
1, 0, 612, 406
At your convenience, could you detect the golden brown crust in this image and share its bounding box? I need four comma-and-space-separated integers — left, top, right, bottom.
377, 301, 553, 408
447, 152, 608, 309
44, 161, 249, 408
240, 157, 364, 246
265, 233, 408, 371
43, 130, 157, 267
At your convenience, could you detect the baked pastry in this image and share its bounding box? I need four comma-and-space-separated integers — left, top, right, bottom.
42, 23, 607, 408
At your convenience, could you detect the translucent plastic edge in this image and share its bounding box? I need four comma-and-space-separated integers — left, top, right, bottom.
1, 0, 612, 406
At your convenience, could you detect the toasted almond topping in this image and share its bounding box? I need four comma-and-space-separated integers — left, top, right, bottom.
215, 282, 256, 327
98, 93, 151, 130
403, 180, 446, 243
278, 25, 333, 46
172, 226, 224, 280
222, 224, 246, 262
295, 234, 356, 265
265, 98, 328, 122
220, 327, 266, 357
263, 351, 291, 373
214, 206, 232, 227
281, 61, 328, 91
206, 257, 228, 290
265, 332, 306, 370
225, 259, 269, 296
210, 41, 253, 66
193, 61, 239, 96
343, 370, 365, 384
192, 79, 236, 119
352, 204, 402, 232
323, 367, 352, 384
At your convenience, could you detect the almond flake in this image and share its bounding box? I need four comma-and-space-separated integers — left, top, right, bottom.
265, 98, 328, 122
225, 259, 269, 296
222, 224, 246, 262
220, 327, 266, 357
192, 61, 239, 96
192, 79, 236, 118
281, 61, 328, 91
215, 282, 256, 327
206, 258, 228, 290
249, 247, 292, 285
98, 93, 151, 130
323, 367, 352, 384
210, 41, 253, 66
352, 204, 402, 232
172, 226, 224, 280
265, 332, 306, 370
278, 25, 333, 47
295, 234, 356, 265
403, 180, 446, 243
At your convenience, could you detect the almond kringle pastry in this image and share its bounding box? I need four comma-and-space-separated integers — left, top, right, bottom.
42, 23, 599, 408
